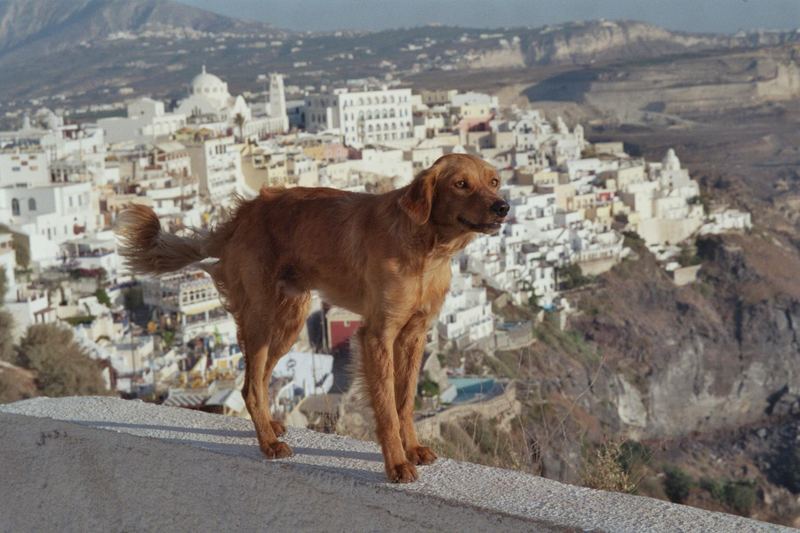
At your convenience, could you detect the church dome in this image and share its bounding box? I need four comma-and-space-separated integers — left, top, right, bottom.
190, 66, 229, 100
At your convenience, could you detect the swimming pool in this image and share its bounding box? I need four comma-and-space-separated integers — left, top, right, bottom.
447, 377, 502, 404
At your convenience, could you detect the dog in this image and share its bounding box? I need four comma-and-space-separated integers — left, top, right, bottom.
117, 153, 509, 483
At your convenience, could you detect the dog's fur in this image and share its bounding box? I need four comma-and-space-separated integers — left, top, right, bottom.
117, 153, 507, 482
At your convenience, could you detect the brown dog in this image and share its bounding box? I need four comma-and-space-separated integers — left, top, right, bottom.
117, 153, 508, 482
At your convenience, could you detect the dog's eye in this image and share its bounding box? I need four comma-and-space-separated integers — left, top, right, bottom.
490, 178, 499, 188
455, 179, 468, 189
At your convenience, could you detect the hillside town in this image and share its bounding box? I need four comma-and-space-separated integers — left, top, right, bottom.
0, 67, 751, 427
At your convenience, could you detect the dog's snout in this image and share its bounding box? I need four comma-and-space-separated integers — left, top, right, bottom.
490, 200, 510, 217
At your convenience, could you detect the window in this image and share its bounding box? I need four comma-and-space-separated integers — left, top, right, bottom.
28, 198, 36, 211
11, 199, 19, 216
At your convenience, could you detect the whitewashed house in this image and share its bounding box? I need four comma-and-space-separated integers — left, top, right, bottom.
186, 136, 243, 203
437, 261, 493, 345
304, 86, 414, 146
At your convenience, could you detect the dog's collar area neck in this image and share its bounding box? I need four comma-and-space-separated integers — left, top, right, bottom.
457, 216, 502, 233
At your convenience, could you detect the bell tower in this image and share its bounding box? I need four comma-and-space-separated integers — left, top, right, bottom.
268, 73, 288, 133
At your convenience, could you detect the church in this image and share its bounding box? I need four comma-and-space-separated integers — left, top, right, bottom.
176, 67, 289, 139
98, 68, 289, 145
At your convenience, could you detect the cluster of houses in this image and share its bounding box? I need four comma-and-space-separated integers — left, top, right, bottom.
0, 67, 751, 421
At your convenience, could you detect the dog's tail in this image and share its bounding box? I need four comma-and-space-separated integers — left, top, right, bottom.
116, 204, 211, 276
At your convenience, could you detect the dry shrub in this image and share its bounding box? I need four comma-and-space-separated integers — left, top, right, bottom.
581, 439, 641, 494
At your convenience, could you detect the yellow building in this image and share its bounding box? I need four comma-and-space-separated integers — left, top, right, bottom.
239, 143, 288, 189
454, 102, 492, 119
419, 89, 457, 106
615, 165, 646, 190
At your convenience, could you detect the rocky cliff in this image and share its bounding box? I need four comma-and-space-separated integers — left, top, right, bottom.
520, 20, 800, 66
430, 230, 800, 525
572, 233, 800, 438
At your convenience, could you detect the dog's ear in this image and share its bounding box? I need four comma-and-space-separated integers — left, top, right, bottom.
399, 161, 441, 225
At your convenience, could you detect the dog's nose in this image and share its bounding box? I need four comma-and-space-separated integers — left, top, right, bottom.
490, 200, 510, 217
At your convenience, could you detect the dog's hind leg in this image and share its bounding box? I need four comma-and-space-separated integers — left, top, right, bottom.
261, 292, 311, 437
393, 311, 437, 466
240, 303, 292, 459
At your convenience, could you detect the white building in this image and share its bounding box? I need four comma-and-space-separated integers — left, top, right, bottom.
437, 261, 494, 345
267, 73, 289, 134
176, 67, 288, 138
305, 87, 414, 146
451, 91, 499, 109
61, 231, 123, 282
177, 66, 251, 123
286, 151, 319, 187
272, 351, 335, 413
98, 98, 187, 145
0, 233, 17, 300
130, 143, 198, 216
700, 208, 753, 235
620, 149, 704, 246
5, 287, 56, 341
350, 147, 414, 185
42, 124, 106, 180
0, 148, 50, 188
186, 136, 243, 202
111, 335, 155, 384
141, 269, 236, 342
0, 181, 97, 265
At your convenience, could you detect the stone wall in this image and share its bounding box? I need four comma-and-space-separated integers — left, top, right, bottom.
0, 397, 788, 532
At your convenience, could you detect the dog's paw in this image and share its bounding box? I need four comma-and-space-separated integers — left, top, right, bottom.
270, 420, 287, 437
386, 461, 418, 483
406, 445, 437, 465
260, 441, 293, 459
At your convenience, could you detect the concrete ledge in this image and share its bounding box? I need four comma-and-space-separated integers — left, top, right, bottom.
0, 397, 788, 532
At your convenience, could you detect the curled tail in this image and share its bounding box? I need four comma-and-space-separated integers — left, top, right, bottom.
116, 204, 211, 276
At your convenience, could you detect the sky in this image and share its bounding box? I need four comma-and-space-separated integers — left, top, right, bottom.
182, 0, 800, 33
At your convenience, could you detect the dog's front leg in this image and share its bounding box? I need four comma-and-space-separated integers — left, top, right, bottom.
393, 312, 437, 465
358, 326, 418, 483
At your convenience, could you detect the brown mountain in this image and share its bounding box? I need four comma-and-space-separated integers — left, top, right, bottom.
0, 0, 273, 58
